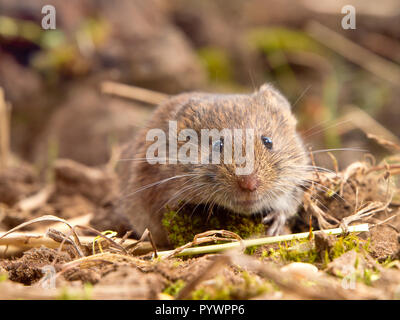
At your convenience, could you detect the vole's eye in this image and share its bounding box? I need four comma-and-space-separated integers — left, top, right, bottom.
261, 136, 273, 150
212, 139, 224, 153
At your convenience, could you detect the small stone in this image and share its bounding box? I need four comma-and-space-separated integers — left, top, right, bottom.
280, 262, 319, 279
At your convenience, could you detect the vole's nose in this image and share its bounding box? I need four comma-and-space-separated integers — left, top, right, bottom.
238, 174, 259, 192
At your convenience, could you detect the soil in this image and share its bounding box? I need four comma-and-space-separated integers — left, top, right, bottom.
0, 155, 399, 300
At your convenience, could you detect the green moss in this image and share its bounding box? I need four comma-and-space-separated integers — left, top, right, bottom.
360, 268, 379, 286
57, 283, 92, 300
0, 273, 7, 282
197, 47, 233, 83
244, 246, 258, 255
329, 233, 365, 260
323, 249, 330, 266
191, 277, 231, 300
248, 27, 324, 55
363, 238, 371, 253
261, 234, 370, 266
247, 27, 327, 95
317, 234, 371, 268
381, 256, 394, 268
261, 249, 269, 259
261, 247, 282, 261
162, 207, 266, 247
172, 260, 184, 268
260, 238, 318, 264
163, 280, 186, 297
277, 240, 318, 264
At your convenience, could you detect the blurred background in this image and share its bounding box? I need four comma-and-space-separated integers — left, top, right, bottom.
0, 0, 399, 172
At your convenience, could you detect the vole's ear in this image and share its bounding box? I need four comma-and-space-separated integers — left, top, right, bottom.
257, 83, 291, 110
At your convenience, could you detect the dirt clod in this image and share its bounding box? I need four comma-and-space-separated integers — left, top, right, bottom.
315, 232, 337, 260
2, 247, 71, 285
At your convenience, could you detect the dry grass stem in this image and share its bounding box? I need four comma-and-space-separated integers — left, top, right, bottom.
101, 81, 168, 105
306, 21, 400, 87
0, 87, 10, 170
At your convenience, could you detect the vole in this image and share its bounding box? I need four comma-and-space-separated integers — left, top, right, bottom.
116, 84, 310, 246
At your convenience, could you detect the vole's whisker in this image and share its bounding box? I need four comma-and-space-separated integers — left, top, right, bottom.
302, 186, 328, 205
292, 85, 312, 108
303, 119, 353, 139
302, 179, 349, 204
122, 174, 201, 200
158, 179, 207, 214
185, 182, 224, 218
301, 118, 336, 136
173, 183, 217, 218
289, 165, 335, 174
206, 188, 224, 219
311, 195, 331, 213
161, 183, 207, 217
200, 187, 222, 218
311, 148, 367, 155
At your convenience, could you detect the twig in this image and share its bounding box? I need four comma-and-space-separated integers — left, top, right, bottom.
46, 228, 83, 257
0, 87, 10, 170
366, 133, 400, 153
336, 106, 400, 147
327, 152, 339, 174
101, 81, 168, 105
306, 21, 400, 88
0, 231, 152, 255
35, 213, 93, 233
340, 161, 369, 196
303, 192, 340, 229
342, 197, 393, 227
126, 228, 158, 258
366, 164, 400, 175
0, 214, 154, 256
73, 224, 128, 254
0, 232, 69, 250
370, 213, 399, 229
160, 230, 244, 259
0, 215, 85, 256
16, 185, 55, 212
156, 224, 369, 258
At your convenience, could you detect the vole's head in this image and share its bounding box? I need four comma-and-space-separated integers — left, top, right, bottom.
170, 84, 310, 216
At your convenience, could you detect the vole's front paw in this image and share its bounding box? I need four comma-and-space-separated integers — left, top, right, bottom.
263, 211, 287, 236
